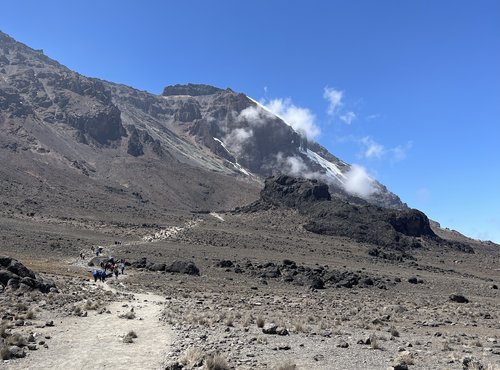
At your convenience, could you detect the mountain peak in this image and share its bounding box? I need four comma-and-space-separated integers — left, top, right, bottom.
162, 83, 233, 97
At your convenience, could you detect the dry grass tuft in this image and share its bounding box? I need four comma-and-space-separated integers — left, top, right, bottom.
0, 346, 10, 360
204, 354, 230, 370
274, 360, 297, 370
256, 316, 265, 328
7, 333, 27, 347
179, 347, 205, 367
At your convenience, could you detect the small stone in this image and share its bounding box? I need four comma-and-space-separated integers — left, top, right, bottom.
337, 341, 349, 348
15, 319, 24, 326
9, 346, 26, 358
393, 365, 409, 370
27, 344, 37, 351
449, 294, 469, 303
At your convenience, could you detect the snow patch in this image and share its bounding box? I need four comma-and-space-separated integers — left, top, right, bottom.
306, 149, 347, 184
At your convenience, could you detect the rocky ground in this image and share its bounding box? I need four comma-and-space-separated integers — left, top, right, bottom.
1, 206, 499, 369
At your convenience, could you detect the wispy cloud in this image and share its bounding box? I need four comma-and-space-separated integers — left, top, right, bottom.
323, 87, 343, 116
359, 136, 412, 162
340, 111, 356, 125
391, 141, 413, 162
366, 114, 381, 121
263, 98, 321, 140
360, 136, 385, 159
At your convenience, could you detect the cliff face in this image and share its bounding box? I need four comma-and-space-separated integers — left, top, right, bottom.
0, 30, 405, 224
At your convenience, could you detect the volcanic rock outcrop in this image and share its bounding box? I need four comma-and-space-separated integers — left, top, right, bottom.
0, 256, 56, 293
239, 175, 473, 253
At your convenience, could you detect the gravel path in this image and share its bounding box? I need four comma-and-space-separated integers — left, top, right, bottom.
7, 284, 172, 370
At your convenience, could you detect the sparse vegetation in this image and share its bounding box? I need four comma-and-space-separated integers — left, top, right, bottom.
7, 333, 27, 347
26, 309, 36, 319
0, 346, 11, 360
389, 325, 399, 337
256, 316, 265, 328
179, 348, 205, 367
204, 354, 230, 370
274, 360, 297, 370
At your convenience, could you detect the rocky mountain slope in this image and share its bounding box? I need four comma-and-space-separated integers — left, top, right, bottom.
0, 30, 403, 225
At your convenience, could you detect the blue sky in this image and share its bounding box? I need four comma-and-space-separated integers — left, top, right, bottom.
1, 1, 499, 242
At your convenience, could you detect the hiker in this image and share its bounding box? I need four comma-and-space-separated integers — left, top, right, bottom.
114, 267, 119, 279
120, 261, 125, 275
92, 270, 99, 283
101, 270, 106, 282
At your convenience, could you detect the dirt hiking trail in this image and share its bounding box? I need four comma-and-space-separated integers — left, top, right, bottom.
7, 283, 172, 370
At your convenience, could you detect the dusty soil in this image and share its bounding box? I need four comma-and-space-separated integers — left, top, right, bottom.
1, 210, 499, 369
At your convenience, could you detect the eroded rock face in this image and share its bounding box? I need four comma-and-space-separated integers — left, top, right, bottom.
0, 256, 56, 293
260, 175, 331, 208
239, 175, 472, 253
0, 31, 126, 146
163, 83, 224, 96
388, 209, 435, 237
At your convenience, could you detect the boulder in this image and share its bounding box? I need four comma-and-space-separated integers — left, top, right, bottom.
165, 261, 199, 276
449, 294, 469, 303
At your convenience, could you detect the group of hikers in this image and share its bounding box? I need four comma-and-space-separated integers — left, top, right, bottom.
88, 244, 126, 283
92, 258, 126, 282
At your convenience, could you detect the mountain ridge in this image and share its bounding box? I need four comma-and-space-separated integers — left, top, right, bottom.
0, 29, 405, 223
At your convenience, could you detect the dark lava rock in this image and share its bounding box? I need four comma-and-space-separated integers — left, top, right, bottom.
450, 294, 469, 303
9, 346, 26, 358
239, 175, 464, 253
163, 83, 224, 97
148, 263, 166, 272
164, 361, 184, 370
216, 260, 233, 268
463, 356, 485, 370
259, 175, 331, 208
130, 257, 148, 269
165, 261, 200, 276
310, 277, 325, 290
408, 277, 418, 284
262, 325, 289, 336
0, 256, 55, 293
393, 365, 409, 370
88, 256, 112, 267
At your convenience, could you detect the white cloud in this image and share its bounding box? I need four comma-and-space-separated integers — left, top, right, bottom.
390, 141, 413, 162
359, 137, 412, 162
323, 87, 343, 116
339, 111, 356, 125
224, 127, 253, 155
263, 98, 321, 140
366, 114, 381, 121
360, 136, 385, 159
343, 164, 376, 198
238, 106, 271, 126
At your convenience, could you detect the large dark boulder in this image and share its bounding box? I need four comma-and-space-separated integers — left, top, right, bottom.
165, 261, 200, 276
0, 256, 56, 293
259, 175, 331, 208
7, 260, 35, 279
387, 209, 435, 237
